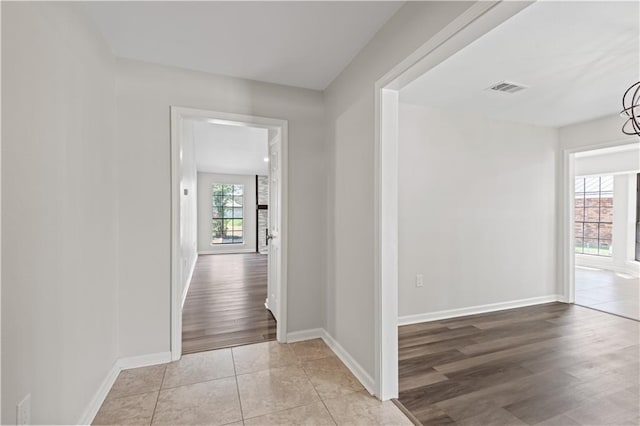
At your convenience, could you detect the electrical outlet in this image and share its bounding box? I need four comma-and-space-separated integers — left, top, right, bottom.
17, 394, 31, 425
416, 274, 424, 288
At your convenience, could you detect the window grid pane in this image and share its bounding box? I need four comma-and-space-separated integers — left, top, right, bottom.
574, 176, 613, 257
211, 183, 244, 244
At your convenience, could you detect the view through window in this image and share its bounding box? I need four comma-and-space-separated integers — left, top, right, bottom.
575, 175, 613, 256
212, 184, 244, 244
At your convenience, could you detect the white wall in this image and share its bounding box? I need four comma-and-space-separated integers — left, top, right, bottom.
397, 103, 559, 317
324, 1, 475, 380
179, 120, 198, 300
115, 58, 327, 358
575, 149, 640, 177
198, 173, 257, 254
2, 2, 118, 424
558, 114, 635, 151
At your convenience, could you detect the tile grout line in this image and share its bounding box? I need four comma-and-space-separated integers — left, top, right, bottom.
297, 349, 339, 426
158, 373, 238, 391
239, 345, 340, 423
101, 388, 159, 401
149, 364, 168, 426
230, 347, 246, 423
240, 347, 324, 421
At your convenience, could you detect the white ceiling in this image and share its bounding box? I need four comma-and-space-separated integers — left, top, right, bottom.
400, 1, 640, 128
193, 121, 269, 176
82, 1, 402, 90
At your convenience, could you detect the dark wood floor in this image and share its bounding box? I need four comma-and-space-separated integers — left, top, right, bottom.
182, 253, 276, 354
397, 302, 639, 425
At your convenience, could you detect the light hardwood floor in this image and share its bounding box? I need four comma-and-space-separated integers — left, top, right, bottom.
182, 253, 276, 354
397, 302, 639, 425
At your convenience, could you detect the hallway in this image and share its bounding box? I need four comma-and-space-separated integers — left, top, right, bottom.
182, 253, 276, 354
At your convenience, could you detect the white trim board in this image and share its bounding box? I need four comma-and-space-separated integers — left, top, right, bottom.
319, 330, 375, 395
583, 263, 640, 278
181, 256, 198, 309
116, 352, 172, 371
286, 329, 375, 395
198, 248, 256, 255
286, 328, 324, 343
398, 295, 564, 326
576, 256, 640, 278
77, 362, 120, 425
78, 351, 171, 425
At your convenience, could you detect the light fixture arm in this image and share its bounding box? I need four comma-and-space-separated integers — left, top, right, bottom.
622, 81, 640, 137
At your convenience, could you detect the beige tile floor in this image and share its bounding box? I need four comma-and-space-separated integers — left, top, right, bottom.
93, 339, 412, 426
575, 266, 639, 320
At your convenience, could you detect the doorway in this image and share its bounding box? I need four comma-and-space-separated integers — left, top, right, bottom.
170, 107, 288, 360
374, 0, 640, 403
568, 145, 640, 321
373, 1, 532, 400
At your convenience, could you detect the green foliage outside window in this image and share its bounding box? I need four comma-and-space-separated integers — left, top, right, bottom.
211, 184, 244, 244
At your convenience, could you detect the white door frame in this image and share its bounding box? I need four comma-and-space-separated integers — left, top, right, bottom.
170, 106, 288, 360
373, 1, 533, 400
560, 138, 638, 305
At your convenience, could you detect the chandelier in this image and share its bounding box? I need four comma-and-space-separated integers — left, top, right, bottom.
622, 81, 640, 136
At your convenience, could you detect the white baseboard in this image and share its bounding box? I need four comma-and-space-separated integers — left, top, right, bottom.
80, 351, 172, 424
398, 295, 563, 326
117, 351, 172, 370
181, 256, 197, 308
620, 261, 640, 277
285, 328, 375, 395
319, 330, 375, 395
286, 328, 324, 343
576, 256, 640, 278
77, 362, 120, 425
198, 248, 255, 255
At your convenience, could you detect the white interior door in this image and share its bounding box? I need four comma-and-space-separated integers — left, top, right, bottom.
267, 132, 282, 322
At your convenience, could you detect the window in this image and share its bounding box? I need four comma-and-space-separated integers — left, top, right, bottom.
211, 184, 244, 245
575, 176, 613, 256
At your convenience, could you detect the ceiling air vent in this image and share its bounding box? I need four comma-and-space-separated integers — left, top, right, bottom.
487, 81, 528, 94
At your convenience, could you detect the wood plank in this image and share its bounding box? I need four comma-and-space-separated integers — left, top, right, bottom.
181, 253, 275, 354
398, 302, 640, 424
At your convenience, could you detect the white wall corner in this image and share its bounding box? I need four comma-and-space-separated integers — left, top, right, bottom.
284, 328, 375, 395
79, 351, 172, 425
319, 330, 376, 395
77, 362, 120, 425
398, 295, 564, 326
